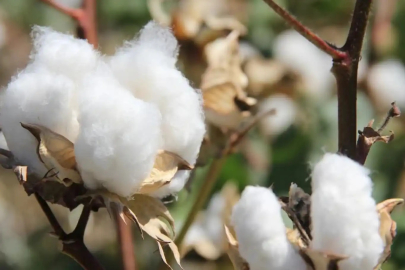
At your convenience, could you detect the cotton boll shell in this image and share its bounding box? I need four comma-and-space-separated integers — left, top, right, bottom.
30, 26, 99, 81
367, 60, 405, 109
74, 66, 162, 198
259, 94, 297, 137
273, 30, 333, 100
311, 153, 384, 270
231, 186, 306, 270
0, 68, 79, 176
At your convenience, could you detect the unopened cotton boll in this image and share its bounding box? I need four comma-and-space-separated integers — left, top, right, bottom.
259, 94, 297, 136
109, 21, 205, 198
273, 30, 333, 100
311, 153, 383, 270
367, 60, 405, 108
74, 66, 162, 198
30, 26, 99, 81
231, 186, 306, 270
0, 67, 79, 176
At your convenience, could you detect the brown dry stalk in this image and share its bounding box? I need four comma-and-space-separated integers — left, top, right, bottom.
263, 0, 374, 160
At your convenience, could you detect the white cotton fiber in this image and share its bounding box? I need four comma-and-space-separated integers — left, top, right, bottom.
273, 30, 333, 100
367, 59, 405, 108
0, 67, 79, 176
231, 186, 306, 270
109, 21, 205, 198
311, 153, 384, 270
30, 26, 99, 81
259, 94, 297, 137
74, 65, 162, 198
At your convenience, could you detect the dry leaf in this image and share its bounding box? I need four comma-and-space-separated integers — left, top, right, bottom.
123, 194, 181, 269
137, 150, 193, 194
149, 0, 247, 43
21, 123, 81, 185
301, 248, 347, 270
202, 31, 256, 129
286, 228, 306, 249
374, 198, 403, 269
224, 225, 249, 270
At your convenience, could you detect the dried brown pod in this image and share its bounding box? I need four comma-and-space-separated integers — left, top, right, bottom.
201, 31, 256, 129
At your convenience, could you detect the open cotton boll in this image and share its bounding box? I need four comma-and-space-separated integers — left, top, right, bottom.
367, 60, 405, 108
74, 66, 162, 198
273, 30, 333, 100
30, 26, 99, 81
0, 67, 79, 176
110, 21, 205, 197
231, 186, 306, 270
150, 171, 191, 198
311, 153, 383, 270
259, 94, 297, 137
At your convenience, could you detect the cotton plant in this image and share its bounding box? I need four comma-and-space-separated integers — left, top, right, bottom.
0, 21, 205, 269
227, 153, 402, 270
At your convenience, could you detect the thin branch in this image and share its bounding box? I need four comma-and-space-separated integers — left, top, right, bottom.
40, 0, 98, 47
262, 0, 347, 60
114, 214, 137, 270
35, 193, 65, 236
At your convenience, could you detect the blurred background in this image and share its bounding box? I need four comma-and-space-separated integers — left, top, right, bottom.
0, 0, 405, 269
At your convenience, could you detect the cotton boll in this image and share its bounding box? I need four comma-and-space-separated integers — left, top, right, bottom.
74, 66, 162, 197
231, 186, 306, 270
110, 22, 205, 197
367, 59, 405, 108
30, 26, 99, 81
0, 67, 79, 176
259, 94, 297, 137
273, 30, 333, 100
311, 153, 384, 270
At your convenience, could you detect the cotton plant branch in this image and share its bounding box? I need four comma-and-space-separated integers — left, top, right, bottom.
40, 0, 98, 47
263, 0, 374, 160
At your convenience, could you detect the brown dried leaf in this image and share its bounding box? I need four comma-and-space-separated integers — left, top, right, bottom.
301, 249, 347, 270
224, 225, 249, 270
123, 194, 182, 269
286, 228, 306, 249
374, 198, 403, 269
21, 123, 81, 185
137, 150, 193, 194
202, 31, 256, 129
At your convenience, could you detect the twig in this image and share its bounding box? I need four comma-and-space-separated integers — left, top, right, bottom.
40, 0, 98, 47
262, 0, 347, 60
35, 193, 104, 270
263, 0, 374, 160
114, 214, 137, 270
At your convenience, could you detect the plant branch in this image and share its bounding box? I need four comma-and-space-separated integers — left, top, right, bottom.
35, 193, 104, 270
262, 0, 347, 59
114, 214, 137, 270
39, 0, 98, 47
263, 0, 374, 160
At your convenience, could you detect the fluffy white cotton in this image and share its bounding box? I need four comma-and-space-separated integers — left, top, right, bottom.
259, 94, 297, 136
367, 59, 405, 108
0, 68, 79, 176
0, 132, 8, 151
109, 21, 205, 198
30, 26, 99, 81
273, 30, 333, 100
74, 66, 162, 197
231, 186, 306, 270
311, 153, 383, 270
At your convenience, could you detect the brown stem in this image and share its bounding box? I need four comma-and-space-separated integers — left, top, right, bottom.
263, 0, 374, 160
40, 0, 98, 47
262, 0, 347, 60
35, 193, 104, 270
114, 214, 137, 270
